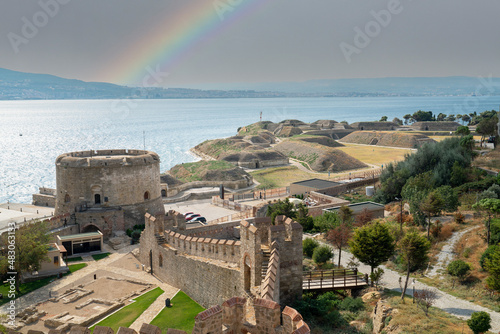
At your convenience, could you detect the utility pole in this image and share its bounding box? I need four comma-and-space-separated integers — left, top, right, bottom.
260, 111, 262, 122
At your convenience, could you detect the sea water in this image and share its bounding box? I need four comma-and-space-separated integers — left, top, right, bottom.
0, 96, 498, 203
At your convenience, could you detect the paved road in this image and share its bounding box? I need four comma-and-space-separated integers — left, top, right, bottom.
304, 235, 500, 332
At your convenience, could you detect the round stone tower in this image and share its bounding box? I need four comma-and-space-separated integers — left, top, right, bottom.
54, 149, 165, 234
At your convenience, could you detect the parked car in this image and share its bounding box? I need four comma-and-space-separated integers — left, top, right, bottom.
184, 212, 194, 217
192, 216, 206, 224
186, 213, 201, 221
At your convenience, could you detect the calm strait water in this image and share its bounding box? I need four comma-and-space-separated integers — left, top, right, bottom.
1, 96, 499, 203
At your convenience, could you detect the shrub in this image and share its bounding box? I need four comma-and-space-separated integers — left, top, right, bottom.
303, 238, 319, 258
463, 247, 472, 258
338, 297, 364, 313
480, 245, 500, 270
312, 245, 333, 265
447, 260, 471, 281
489, 219, 500, 245
467, 311, 491, 334
437, 224, 454, 242
430, 220, 442, 238
454, 211, 465, 224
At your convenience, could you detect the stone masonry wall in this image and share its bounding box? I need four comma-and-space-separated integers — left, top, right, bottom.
140, 214, 243, 308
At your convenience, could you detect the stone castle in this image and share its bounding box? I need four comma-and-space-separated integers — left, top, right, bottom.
139, 211, 303, 308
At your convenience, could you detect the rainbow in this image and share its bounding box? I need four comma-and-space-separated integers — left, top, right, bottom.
98, 0, 269, 86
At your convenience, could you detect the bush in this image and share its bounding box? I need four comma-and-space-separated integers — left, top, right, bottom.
454, 211, 465, 224
338, 297, 364, 313
303, 238, 319, 258
447, 260, 471, 280
480, 245, 500, 270
467, 311, 491, 334
489, 219, 500, 245
312, 245, 333, 265
437, 224, 454, 242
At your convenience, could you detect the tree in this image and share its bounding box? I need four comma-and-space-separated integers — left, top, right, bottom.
455, 125, 471, 136
473, 198, 500, 245
434, 186, 459, 212
476, 115, 499, 147
399, 230, 431, 301
266, 198, 296, 222
303, 238, 319, 257
402, 172, 433, 226
0, 221, 51, 291
484, 245, 500, 292
420, 190, 445, 240
297, 203, 314, 232
412, 110, 434, 122
392, 117, 403, 126
459, 134, 475, 153
313, 245, 333, 266
349, 222, 395, 276
379, 116, 388, 122
414, 288, 437, 316
326, 224, 352, 267
355, 208, 373, 226
403, 114, 412, 125
445, 114, 456, 122
467, 311, 491, 334
450, 161, 468, 187
447, 260, 471, 286
313, 212, 340, 233
338, 206, 354, 225
461, 114, 471, 125
369, 267, 384, 289
436, 113, 446, 122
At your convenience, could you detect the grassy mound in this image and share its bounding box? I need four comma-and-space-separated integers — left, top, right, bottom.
274, 140, 366, 172
341, 131, 435, 148
290, 135, 344, 148
238, 121, 279, 136
167, 160, 250, 183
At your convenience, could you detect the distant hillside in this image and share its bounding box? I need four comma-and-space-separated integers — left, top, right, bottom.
0, 68, 288, 100
341, 131, 435, 148
189, 76, 500, 97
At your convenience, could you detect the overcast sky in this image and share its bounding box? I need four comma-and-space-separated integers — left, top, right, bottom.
1, 0, 499, 87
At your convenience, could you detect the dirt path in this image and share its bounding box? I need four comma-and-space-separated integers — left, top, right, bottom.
426, 225, 479, 278
305, 235, 500, 332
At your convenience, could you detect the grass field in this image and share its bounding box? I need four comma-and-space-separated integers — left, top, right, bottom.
150, 291, 205, 333
66, 256, 83, 262
92, 253, 110, 261
0, 263, 86, 306
92, 287, 164, 332
251, 166, 327, 188
335, 143, 413, 166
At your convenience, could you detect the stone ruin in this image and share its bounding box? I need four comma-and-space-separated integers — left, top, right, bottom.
18, 296, 310, 334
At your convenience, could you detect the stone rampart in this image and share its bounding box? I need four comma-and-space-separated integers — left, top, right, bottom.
163, 230, 241, 264
260, 247, 280, 303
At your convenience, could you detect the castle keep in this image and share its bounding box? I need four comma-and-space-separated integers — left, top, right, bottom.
139, 211, 303, 308
53, 150, 165, 237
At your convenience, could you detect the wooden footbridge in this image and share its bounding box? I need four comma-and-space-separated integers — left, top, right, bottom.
303, 268, 368, 292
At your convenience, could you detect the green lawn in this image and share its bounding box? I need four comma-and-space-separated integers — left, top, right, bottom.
150, 291, 205, 333
92, 287, 164, 332
68, 263, 87, 273
0, 275, 55, 306
92, 253, 110, 261
66, 256, 83, 262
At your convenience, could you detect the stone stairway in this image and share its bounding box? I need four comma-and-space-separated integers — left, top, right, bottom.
261, 245, 271, 281
155, 234, 166, 245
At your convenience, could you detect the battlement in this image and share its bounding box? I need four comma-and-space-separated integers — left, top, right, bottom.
163, 230, 241, 263
55, 150, 160, 168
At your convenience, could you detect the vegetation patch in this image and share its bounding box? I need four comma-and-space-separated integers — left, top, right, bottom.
92, 287, 164, 332
341, 131, 435, 148
92, 253, 110, 261
274, 141, 366, 172
150, 291, 205, 333
168, 160, 246, 183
